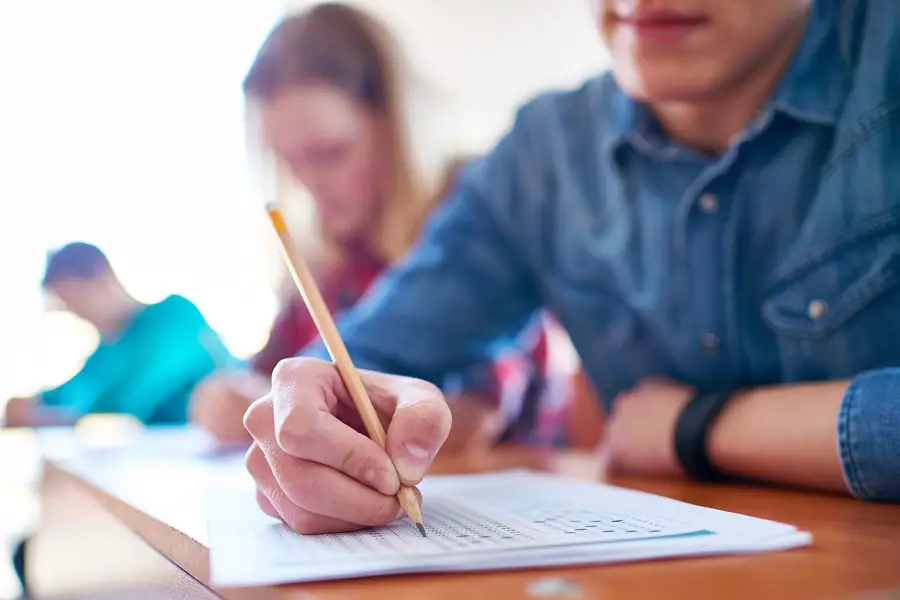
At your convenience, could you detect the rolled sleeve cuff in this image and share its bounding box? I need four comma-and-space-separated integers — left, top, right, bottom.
838, 368, 900, 502
442, 363, 500, 404
39, 388, 65, 407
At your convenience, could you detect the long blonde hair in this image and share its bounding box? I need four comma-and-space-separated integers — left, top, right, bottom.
243, 2, 458, 286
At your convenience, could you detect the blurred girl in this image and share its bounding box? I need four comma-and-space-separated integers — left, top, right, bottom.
189, 2, 572, 449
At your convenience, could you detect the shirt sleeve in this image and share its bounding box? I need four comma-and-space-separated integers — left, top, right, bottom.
837, 368, 900, 501
301, 109, 544, 385
107, 329, 223, 423
98, 300, 234, 423
45, 297, 233, 423
40, 347, 113, 410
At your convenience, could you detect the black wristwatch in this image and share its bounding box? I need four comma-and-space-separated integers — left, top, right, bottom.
673, 390, 734, 481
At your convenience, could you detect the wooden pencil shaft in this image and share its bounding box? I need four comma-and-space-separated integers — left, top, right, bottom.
268, 216, 387, 448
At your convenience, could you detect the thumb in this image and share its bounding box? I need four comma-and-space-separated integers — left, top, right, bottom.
384, 381, 452, 486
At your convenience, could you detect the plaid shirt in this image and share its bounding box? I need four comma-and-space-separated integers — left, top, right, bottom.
251, 245, 572, 446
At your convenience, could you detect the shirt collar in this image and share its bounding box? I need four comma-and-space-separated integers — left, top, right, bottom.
605, 86, 673, 157
604, 0, 855, 151
768, 0, 855, 126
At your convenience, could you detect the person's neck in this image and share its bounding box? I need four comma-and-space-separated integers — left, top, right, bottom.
96, 294, 143, 337
650, 26, 807, 155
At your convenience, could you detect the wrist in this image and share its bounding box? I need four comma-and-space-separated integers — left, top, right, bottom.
705, 388, 754, 477
673, 389, 737, 481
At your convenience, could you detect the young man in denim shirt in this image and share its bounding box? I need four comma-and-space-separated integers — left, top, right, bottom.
242, 0, 900, 533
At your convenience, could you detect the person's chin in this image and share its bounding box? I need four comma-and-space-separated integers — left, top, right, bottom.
613, 66, 718, 105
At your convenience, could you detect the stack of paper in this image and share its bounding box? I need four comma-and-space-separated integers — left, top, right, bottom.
206, 470, 811, 587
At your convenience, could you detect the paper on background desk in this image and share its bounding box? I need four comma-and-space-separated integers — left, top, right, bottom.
207, 470, 812, 587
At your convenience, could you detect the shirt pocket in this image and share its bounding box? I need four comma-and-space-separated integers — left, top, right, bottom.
761, 209, 900, 381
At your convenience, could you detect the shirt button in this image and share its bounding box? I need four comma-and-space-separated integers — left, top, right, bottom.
807, 300, 828, 320
699, 193, 719, 214
700, 333, 719, 355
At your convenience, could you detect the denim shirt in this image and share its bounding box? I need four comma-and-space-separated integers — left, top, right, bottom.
305, 0, 900, 501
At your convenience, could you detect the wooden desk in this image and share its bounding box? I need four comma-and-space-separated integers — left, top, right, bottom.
33, 444, 900, 600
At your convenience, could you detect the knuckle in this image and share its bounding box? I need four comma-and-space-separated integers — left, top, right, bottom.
271, 356, 330, 387
244, 444, 268, 482
255, 489, 280, 520
333, 440, 377, 482
413, 402, 451, 440
420, 379, 443, 396
283, 509, 315, 534
274, 409, 317, 455
337, 443, 357, 475
406, 377, 442, 399
270, 357, 298, 385
254, 488, 267, 507
242, 396, 273, 437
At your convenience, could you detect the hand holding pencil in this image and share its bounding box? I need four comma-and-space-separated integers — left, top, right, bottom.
242, 205, 452, 536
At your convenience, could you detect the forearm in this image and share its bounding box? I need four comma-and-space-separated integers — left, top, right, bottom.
708, 369, 900, 501
708, 380, 847, 493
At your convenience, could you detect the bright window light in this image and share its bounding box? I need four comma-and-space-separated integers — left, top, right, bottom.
0, 0, 285, 400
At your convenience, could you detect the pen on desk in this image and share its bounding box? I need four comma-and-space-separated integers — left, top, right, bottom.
264, 203, 427, 538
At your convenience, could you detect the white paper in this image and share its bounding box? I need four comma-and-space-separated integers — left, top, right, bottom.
207, 470, 812, 587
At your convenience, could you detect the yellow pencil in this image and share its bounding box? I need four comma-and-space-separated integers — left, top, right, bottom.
264, 203, 426, 537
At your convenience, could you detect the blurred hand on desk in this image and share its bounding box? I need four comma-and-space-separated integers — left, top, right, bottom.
3, 396, 75, 428
4, 397, 36, 428
189, 371, 268, 444
601, 380, 691, 479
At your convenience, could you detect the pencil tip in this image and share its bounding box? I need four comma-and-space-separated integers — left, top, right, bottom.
416, 522, 427, 537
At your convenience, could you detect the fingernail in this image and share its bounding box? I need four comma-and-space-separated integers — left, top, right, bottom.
394, 443, 431, 483
363, 467, 399, 495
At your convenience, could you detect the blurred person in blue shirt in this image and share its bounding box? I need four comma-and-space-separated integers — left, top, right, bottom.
3, 242, 235, 427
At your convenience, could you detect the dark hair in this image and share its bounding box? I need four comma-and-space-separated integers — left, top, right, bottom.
41, 242, 111, 287
243, 3, 393, 108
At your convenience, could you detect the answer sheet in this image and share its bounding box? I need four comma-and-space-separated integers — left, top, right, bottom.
207, 470, 812, 587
